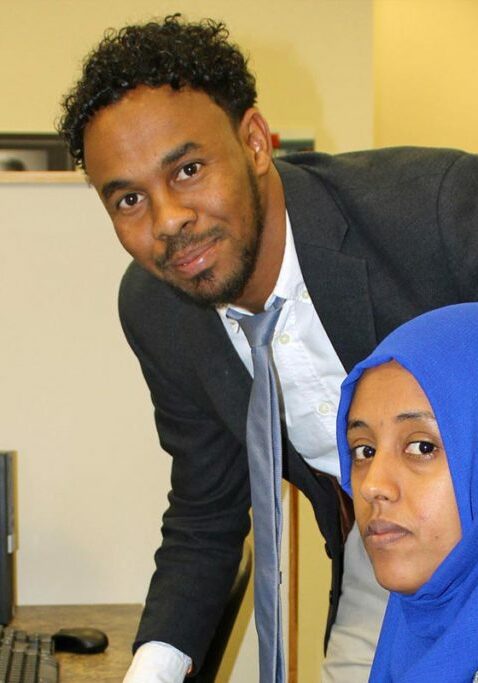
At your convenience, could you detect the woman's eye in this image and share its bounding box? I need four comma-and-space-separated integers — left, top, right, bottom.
405, 441, 437, 458
351, 444, 376, 461
177, 162, 201, 181
118, 193, 144, 210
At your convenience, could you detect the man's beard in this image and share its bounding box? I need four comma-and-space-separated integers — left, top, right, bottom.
154, 165, 264, 307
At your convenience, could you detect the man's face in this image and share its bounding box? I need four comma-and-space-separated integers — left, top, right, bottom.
84, 85, 265, 306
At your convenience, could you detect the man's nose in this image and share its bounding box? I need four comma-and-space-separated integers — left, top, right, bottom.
359, 451, 400, 504
151, 191, 196, 239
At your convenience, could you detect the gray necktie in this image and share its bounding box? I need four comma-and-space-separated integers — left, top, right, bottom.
228, 299, 285, 683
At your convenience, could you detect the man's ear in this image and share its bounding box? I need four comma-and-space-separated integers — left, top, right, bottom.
239, 108, 272, 176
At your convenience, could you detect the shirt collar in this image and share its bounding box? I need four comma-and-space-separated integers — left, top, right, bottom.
217, 211, 305, 322
264, 211, 304, 307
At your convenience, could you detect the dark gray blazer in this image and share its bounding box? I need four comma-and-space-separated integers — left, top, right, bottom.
119, 147, 478, 670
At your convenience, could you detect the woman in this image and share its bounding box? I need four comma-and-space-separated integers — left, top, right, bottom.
337, 303, 478, 682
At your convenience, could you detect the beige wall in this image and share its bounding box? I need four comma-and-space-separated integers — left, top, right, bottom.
374, 0, 478, 151
1, 1, 374, 680
1, 0, 372, 153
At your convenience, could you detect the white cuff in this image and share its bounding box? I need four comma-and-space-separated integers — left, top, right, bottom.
123, 641, 192, 683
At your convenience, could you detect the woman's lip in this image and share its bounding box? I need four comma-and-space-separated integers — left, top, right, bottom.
364, 519, 411, 547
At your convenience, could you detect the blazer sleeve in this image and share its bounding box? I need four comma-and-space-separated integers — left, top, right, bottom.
437, 151, 478, 300
118, 271, 251, 672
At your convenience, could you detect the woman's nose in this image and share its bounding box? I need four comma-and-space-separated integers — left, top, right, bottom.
359, 452, 400, 504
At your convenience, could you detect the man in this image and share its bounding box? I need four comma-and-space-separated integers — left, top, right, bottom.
59, 15, 478, 683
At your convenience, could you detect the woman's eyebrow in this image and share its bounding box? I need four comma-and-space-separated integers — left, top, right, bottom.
395, 411, 436, 422
347, 410, 437, 432
347, 419, 368, 431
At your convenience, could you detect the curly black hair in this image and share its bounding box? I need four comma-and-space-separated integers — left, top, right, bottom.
58, 15, 257, 169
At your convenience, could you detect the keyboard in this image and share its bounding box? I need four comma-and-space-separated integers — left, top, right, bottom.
0, 628, 58, 683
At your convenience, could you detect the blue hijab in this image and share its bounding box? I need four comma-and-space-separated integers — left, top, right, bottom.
337, 304, 478, 682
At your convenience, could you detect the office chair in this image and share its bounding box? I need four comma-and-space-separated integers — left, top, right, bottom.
193, 542, 252, 682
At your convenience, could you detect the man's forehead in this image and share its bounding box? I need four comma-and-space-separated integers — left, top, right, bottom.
83, 84, 243, 182
87, 84, 230, 131
85, 85, 237, 159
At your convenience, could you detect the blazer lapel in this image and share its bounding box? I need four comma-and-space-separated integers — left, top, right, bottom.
299, 247, 377, 372
277, 159, 377, 371
188, 306, 251, 445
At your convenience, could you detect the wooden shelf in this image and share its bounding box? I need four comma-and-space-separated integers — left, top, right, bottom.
0, 171, 86, 184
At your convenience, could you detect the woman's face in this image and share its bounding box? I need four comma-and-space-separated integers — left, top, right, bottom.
347, 361, 462, 594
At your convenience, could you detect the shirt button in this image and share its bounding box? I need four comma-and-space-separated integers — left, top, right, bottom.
317, 402, 332, 415
278, 333, 290, 345
301, 289, 310, 301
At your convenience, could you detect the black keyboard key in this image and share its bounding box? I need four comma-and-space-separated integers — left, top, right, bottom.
22, 650, 38, 683
38, 639, 53, 656
8, 643, 26, 683
0, 643, 12, 681
0, 629, 59, 683
37, 656, 58, 683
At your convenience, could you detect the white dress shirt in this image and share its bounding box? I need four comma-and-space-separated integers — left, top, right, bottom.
124, 214, 387, 682
218, 212, 345, 478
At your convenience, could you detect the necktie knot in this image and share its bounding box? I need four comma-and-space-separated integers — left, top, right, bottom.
227, 297, 284, 349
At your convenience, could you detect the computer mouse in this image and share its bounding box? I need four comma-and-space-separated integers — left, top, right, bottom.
52, 627, 109, 654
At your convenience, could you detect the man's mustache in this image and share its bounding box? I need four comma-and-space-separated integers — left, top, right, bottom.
155, 226, 225, 269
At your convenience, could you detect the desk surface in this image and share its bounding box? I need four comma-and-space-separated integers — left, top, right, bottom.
11, 604, 142, 683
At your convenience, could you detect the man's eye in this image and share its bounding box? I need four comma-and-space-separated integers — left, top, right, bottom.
405, 441, 437, 458
351, 444, 376, 461
177, 162, 201, 180
118, 193, 144, 210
